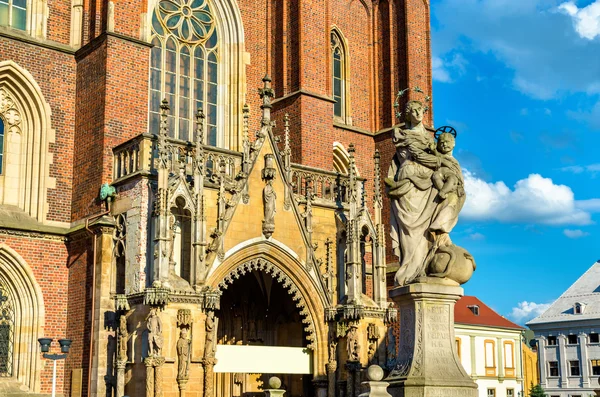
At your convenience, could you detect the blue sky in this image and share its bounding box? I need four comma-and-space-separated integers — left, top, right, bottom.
430, 0, 600, 324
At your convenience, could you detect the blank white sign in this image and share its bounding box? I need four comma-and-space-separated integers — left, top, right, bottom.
213, 345, 313, 374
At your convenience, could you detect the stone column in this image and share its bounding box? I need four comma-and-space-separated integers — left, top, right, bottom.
116, 360, 126, 397
178, 379, 188, 397
327, 361, 337, 397
538, 337, 547, 388
203, 357, 216, 397
469, 335, 477, 378
386, 281, 478, 397
497, 337, 505, 381
579, 333, 590, 387
155, 357, 165, 397
144, 357, 155, 397
558, 335, 567, 388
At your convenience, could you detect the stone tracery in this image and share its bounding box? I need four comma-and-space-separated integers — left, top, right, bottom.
217, 257, 317, 349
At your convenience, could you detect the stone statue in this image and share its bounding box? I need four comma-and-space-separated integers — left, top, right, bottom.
204, 310, 217, 358
147, 307, 164, 356
346, 325, 360, 362
176, 328, 190, 380
262, 154, 277, 238
385, 100, 473, 286
118, 314, 128, 362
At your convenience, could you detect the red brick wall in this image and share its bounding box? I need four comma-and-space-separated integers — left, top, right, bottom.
0, 235, 70, 394
0, 38, 76, 223
72, 39, 107, 221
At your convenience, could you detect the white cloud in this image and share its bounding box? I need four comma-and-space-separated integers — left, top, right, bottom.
461, 170, 596, 225
433, 0, 600, 99
560, 163, 600, 175
432, 53, 468, 83
432, 56, 451, 83
559, 1, 600, 40
467, 232, 486, 241
509, 301, 552, 324
563, 229, 590, 238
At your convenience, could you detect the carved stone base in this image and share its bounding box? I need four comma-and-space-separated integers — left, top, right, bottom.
386, 280, 478, 397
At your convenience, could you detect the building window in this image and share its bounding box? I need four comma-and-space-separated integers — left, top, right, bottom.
547, 336, 557, 346
569, 360, 580, 376
331, 29, 347, 122
149, 0, 219, 145
0, 285, 14, 377
590, 333, 599, 344
0, 0, 26, 30
591, 359, 600, 375
0, 120, 4, 175
468, 305, 480, 316
504, 341, 515, 376
549, 361, 559, 377
567, 334, 578, 345
487, 388, 495, 397
506, 389, 514, 397
574, 302, 584, 314
455, 337, 462, 360
484, 339, 496, 376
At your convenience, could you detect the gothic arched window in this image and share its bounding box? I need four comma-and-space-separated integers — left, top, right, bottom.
0, 0, 26, 30
331, 30, 347, 122
149, 0, 218, 145
0, 284, 14, 377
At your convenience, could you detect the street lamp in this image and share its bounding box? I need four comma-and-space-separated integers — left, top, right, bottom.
38, 337, 72, 397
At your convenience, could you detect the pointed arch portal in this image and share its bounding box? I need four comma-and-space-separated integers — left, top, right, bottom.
212, 257, 319, 397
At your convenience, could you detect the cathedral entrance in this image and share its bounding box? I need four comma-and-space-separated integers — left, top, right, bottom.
214, 269, 313, 397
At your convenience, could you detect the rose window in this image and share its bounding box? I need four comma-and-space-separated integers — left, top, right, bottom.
154, 0, 215, 44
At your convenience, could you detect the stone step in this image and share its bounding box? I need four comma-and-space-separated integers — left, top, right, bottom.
0, 380, 51, 397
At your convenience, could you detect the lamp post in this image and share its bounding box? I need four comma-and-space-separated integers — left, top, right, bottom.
38, 337, 72, 397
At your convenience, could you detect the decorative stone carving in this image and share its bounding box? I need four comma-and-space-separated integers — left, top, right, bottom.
147, 307, 164, 357
0, 88, 22, 135
385, 100, 474, 286
385, 327, 396, 370
346, 324, 360, 362
177, 308, 192, 328
262, 154, 277, 238
367, 323, 380, 364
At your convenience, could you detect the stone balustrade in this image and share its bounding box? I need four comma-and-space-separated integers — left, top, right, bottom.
112, 134, 355, 206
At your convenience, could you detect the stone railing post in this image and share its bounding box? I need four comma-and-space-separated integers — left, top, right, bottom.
264, 376, 286, 396
358, 365, 391, 397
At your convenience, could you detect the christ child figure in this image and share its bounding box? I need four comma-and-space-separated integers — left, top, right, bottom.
432, 132, 462, 200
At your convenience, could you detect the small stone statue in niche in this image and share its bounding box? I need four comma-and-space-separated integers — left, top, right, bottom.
177, 328, 191, 380
146, 307, 164, 357
117, 314, 128, 363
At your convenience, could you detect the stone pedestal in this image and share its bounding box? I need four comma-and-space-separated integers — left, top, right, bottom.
116, 360, 126, 397
386, 280, 478, 397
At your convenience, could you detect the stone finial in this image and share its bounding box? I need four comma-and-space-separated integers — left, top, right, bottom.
264, 376, 285, 397
259, 74, 275, 124
195, 107, 205, 145
358, 365, 391, 397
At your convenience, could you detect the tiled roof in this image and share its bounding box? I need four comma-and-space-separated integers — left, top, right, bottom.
455, 296, 523, 330
527, 261, 600, 326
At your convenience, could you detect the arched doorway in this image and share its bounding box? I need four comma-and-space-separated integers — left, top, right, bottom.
214, 268, 314, 397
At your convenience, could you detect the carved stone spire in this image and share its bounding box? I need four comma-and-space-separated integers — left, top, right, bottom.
193, 108, 207, 287
242, 103, 250, 175
283, 113, 292, 210
158, 98, 170, 170
258, 74, 275, 126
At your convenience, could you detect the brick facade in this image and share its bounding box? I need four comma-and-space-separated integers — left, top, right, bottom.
0, 0, 433, 394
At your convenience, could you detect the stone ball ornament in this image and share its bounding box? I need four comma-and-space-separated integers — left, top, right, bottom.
367, 365, 384, 382
268, 376, 282, 389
